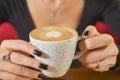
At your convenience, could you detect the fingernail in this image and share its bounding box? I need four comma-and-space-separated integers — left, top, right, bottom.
29, 55, 35, 59
33, 50, 42, 57
39, 63, 48, 70
83, 31, 90, 36
38, 73, 46, 79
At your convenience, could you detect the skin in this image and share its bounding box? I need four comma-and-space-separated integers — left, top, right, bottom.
0, 0, 119, 79
79, 26, 118, 72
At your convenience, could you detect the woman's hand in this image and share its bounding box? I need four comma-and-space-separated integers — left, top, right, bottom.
0, 40, 48, 80
78, 26, 119, 72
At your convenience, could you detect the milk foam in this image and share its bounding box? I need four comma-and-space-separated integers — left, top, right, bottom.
30, 26, 77, 41
45, 30, 62, 38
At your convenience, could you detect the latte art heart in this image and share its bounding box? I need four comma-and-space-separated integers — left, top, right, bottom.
45, 30, 62, 38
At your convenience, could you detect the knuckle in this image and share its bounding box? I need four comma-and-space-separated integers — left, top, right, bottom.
110, 47, 119, 56
79, 39, 92, 50
1, 40, 9, 47
18, 40, 28, 45
30, 60, 39, 69
17, 40, 27, 46
103, 34, 114, 43
84, 39, 92, 50
10, 52, 21, 64
19, 40, 35, 52
115, 47, 119, 55
112, 49, 118, 56
105, 57, 116, 67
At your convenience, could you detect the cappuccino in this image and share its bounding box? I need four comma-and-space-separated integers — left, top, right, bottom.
30, 26, 77, 41
29, 26, 86, 77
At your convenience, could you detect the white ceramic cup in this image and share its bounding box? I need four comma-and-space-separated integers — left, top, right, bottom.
29, 26, 86, 78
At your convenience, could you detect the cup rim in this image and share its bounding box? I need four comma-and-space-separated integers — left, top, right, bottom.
29, 26, 80, 43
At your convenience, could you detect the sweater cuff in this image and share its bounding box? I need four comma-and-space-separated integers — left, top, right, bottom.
109, 45, 120, 71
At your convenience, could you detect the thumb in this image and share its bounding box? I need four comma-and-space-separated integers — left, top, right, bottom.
82, 25, 100, 39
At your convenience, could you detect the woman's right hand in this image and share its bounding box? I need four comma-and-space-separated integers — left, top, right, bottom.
0, 40, 48, 80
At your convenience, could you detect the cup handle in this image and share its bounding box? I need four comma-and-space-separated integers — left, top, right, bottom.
73, 36, 87, 60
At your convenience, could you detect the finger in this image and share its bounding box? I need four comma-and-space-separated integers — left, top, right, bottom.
0, 49, 11, 61
0, 70, 31, 80
78, 25, 99, 51
93, 67, 109, 72
79, 46, 118, 64
84, 63, 100, 69
1, 40, 43, 57
0, 61, 45, 79
79, 34, 114, 50
10, 51, 48, 70
82, 25, 100, 38
99, 56, 117, 70
94, 64, 110, 72
94, 56, 116, 72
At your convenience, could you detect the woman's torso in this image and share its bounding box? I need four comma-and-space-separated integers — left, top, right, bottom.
0, 0, 119, 41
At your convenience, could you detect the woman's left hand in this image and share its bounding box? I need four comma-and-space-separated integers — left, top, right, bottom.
78, 25, 119, 72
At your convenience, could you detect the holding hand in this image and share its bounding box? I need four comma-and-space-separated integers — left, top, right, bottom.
79, 26, 119, 72
0, 40, 48, 80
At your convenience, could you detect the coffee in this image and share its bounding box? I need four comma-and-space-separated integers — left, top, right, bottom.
30, 26, 77, 41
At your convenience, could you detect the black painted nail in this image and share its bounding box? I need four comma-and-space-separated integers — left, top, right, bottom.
83, 31, 90, 36
39, 63, 48, 70
38, 73, 46, 79
29, 55, 35, 59
33, 50, 42, 57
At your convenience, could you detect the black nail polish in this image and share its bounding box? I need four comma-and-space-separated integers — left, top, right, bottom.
38, 73, 46, 79
29, 55, 35, 59
39, 63, 48, 70
83, 31, 90, 36
34, 50, 42, 57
